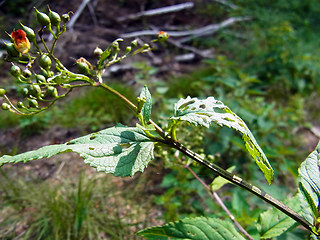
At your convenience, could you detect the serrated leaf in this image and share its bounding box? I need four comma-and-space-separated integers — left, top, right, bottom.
210, 166, 236, 191
0, 125, 154, 177
139, 85, 152, 123
298, 141, 320, 220
137, 217, 246, 240
171, 96, 273, 184
259, 194, 301, 239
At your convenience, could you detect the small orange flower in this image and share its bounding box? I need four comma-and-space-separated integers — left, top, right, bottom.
157, 31, 169, 42
10, 30, 30, 54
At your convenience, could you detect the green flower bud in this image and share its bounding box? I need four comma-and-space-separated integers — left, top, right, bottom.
142, 44, 150, 50
39, 54, 52, 70
112, 41, 120, 51
36, 74, 46, 83
29, 84, 42, 97
5, 43, 20, 57
48, 9, 61, 27
77, 62, 90, 75
157, 31, 169, 42
125, 46, 132, 54
22, 88, 29, 96
22, 69, 32, 78
35, 8, 51, 27
93, 47, 103, 58
47, 86, 59, 98
0, 88, 6, 97
17, 101, 24, 108
29, 99, 39, 108
10, 65, 21, 77
130, 39, 138, 48
1, 103, 10, 110
62, 13, 70, 23
19, 22, 36, 43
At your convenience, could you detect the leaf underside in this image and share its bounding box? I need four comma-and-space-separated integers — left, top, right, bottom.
172, 96, 273, 184
0, 125, 154, 177
298, 141, 320, 221
140, 85, 152, 123
137, 216, 246, 240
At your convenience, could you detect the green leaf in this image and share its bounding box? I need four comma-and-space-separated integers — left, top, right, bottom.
298, 141, 320, 220
0, 125, 154, 177
97, 38, 123, 69
172, 96, 273, 184
259, 194, 302, 239
210, 166, 236, 191
137, 217, 246, 240
139, 85, 152, 123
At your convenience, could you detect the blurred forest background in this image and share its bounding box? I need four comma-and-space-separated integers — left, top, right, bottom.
0, 0, 319, 239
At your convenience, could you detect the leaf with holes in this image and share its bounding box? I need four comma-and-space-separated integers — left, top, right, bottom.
137, 216, 246, 240
298, 141, 320, 222
0, 125, 154, 177
171, 96, 273, 184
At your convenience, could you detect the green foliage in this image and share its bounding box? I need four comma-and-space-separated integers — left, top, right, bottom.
1, 2, 320, 239
171, 96, 273, 183
0, 125, 155, 177
210, 166, 235, 191
0, 168, 153, 239
137, 216, 246, 240
298, 141, 320, 232
258, 194, 301, 239
138, 85, 152, 124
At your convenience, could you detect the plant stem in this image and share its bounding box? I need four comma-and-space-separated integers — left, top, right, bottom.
173, 141, 315, 234
96, 82, 137, 112
185, 164, 254, 240
94, 81, 315, 234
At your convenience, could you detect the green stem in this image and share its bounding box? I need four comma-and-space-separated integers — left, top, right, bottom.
171, 140, 315, 234
96, 82, 137, 112
93, 80, 314, 234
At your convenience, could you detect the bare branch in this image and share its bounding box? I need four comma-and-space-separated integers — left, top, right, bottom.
185, 164, 254, 240
210, 0, 238, 9
67, 0, 92, 29
117, 2, 194, 22
120, 16, 251, 40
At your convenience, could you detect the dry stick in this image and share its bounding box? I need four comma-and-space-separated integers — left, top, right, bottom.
120, 17, 250, 39
167, 38, 213, 58
87, 1, 98, 26
67, 0, 92, 29
210, 0, 238, 9
185, 164, 254, 240
117, 2, 194, 22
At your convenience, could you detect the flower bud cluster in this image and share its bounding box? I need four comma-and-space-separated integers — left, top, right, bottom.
0, 7, 73, 115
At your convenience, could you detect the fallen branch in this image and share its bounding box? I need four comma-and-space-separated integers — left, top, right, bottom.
67, 0, 92, 29
168, 38, 214, 58
120, 16, 251, 41
117, 2, 194, 22
210, 0, 238, 9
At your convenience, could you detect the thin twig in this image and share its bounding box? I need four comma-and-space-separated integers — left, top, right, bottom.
120, 17, 251, 40
185, 164, 254, 240
210, 0, 238, 9
117, 2, 194, 22
67, 0, 91, 29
